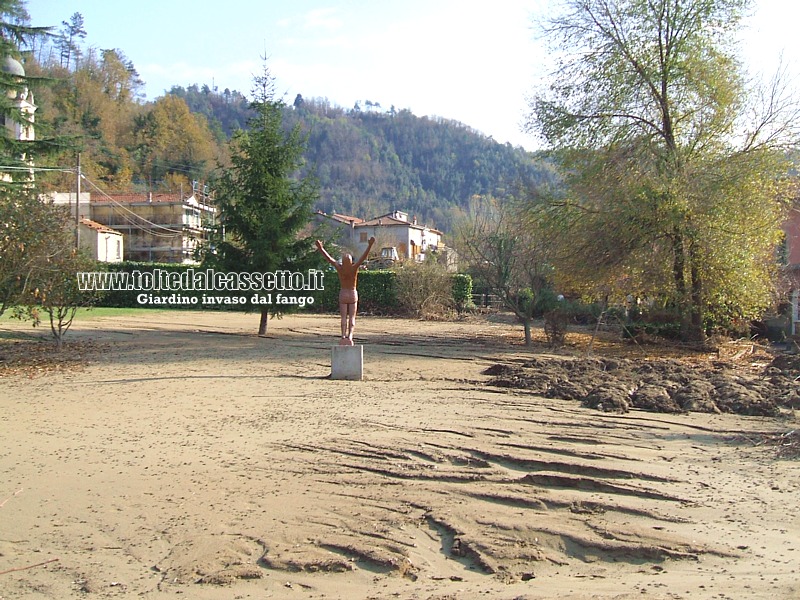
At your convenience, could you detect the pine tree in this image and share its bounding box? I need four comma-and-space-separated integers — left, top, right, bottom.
206, 63, 318, 336
57, 12, 85, 71
0, 0, 51, 188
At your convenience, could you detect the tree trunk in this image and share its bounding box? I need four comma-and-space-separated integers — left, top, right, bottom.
523, 318, 532, 346
672, 230, 704, 342
258, 308, 269, 336
671, 231, 686, 300
687, 240, 705, 342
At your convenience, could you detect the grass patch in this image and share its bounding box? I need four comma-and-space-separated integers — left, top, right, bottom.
0, 306, 159, 324
69, 307, 161, 320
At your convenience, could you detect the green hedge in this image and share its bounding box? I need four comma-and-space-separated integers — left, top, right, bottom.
90, 262, 468, 315
313, 270, 399, 314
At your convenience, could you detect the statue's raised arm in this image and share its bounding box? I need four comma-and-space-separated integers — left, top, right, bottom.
354, 236, 376, 268
315, 240, 338, 268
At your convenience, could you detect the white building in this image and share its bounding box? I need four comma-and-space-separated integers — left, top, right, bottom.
79, 218, 123, 263
1, 55, 36, 183
88, 192, 215, 263
49, 191, 215, 263
352, 210, 443, 261
314, 208, 454, 268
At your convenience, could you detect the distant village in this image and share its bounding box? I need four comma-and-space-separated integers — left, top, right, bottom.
43, 190, 456, 272
3, 55, 456, 272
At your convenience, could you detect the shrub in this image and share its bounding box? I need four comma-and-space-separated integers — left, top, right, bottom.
544, 307, 570, 346
394, 261, 456, 319
452, 273, 473, 313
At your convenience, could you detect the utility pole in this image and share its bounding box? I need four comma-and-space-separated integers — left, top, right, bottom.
75, 153, 81, 249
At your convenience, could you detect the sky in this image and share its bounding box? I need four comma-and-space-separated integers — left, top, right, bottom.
25, 0, 800, 152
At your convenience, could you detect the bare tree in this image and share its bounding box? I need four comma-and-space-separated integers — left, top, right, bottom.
454, 196, 554, 345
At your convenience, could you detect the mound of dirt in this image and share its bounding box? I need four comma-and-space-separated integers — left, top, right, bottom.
155, 534, 266, 586
483, 354, 800, 416
583, 383, 631, 413
631, 383, 682, 413
672, 380, 721, 413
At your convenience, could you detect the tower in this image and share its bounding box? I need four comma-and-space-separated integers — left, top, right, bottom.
1, 55, 36, 183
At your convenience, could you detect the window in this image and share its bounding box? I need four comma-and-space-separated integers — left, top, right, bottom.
359, 232, 368, 243
778, 232, 788, 266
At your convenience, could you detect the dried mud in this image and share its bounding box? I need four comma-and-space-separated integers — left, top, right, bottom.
484, 354, 800, 416
1, 313, 799, 599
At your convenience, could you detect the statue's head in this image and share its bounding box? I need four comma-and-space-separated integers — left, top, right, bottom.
341, 254, 353, 266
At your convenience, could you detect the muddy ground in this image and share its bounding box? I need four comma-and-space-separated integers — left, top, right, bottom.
1, 312, 799, 599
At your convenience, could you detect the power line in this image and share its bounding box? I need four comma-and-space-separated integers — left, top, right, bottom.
0, 165, 75, 173
80, 175, 185, 238
2, 163, 202, 240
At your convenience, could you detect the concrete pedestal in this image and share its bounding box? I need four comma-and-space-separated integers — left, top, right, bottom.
331, 345, 363, 380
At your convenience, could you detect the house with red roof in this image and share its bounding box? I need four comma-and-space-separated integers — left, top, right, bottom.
315, 209, 445, 263
88, 192, 216, 263
50, 191, 216, 263
352, 210, 443, 261
79, 218, 123, 263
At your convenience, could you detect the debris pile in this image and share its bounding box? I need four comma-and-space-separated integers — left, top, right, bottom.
484, 355, 800, 416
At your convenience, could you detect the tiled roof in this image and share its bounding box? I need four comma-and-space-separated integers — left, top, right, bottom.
356, 216, 442, 234
315, 210, 364, 224
356, 215, 409, 227
332, 212, 364, 224
92, 193, 184, 204
80, 218, 120, 235
316, 210, 442, 235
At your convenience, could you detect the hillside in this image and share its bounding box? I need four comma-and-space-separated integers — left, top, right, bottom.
287, 97, 556, 229
20, 9, 553, 235
169, 87, 557, 230
26, 41, 553, 234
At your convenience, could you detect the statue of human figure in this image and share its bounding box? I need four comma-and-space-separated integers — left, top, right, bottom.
316, 236, 375, 345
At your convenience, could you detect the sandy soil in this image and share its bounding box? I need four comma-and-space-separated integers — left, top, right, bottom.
1, 311, 799, 600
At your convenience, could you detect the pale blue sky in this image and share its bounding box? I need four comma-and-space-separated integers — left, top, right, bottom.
25, 1, 800, 151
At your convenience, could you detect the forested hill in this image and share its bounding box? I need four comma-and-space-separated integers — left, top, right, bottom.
11, 10, 553, 232
169, 87, 556, 230
284, 97, 556, 229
